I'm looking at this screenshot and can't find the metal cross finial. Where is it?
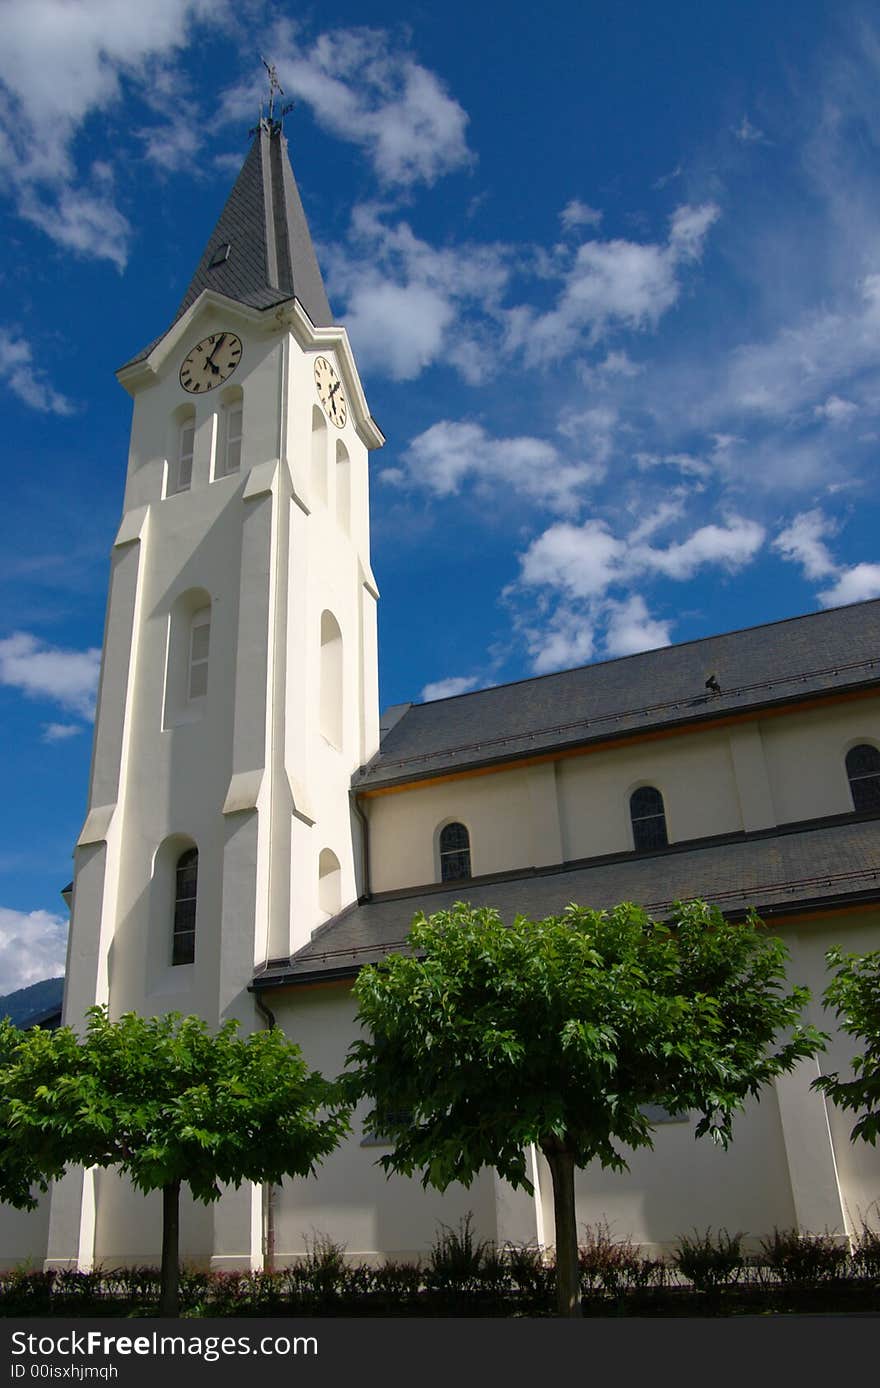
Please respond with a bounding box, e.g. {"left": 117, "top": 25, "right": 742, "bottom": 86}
{"left": 261, "top": 55, "right": 283, "bottom": 122}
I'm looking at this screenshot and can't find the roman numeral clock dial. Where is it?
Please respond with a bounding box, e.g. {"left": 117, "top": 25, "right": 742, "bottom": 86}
{"left": 179, "top": 333, "right": 243, "bottom": 393}
{"left": 314, "top": 356, "right": 347, "bottom": 428}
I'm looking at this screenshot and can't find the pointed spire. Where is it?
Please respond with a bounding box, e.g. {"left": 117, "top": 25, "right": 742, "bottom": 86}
{"left": 120, "top": 123, "right": 333, "bottom": 372}
{"left": 176, "top": 122, "right": 334, "bottom": 328}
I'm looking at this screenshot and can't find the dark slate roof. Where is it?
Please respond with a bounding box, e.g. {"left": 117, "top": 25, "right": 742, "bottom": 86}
{"left": 120, "top": 122, "right": 333, "bottom": 370}
{"left": 253, "top": 814, "right": 880, "bottom": 989}
{"left": 354, "top": 599, "right": 880, "bottom": 791}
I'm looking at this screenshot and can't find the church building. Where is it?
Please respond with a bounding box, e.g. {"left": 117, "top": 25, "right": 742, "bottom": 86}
{"left": 4, "top": 109, "right": 880, "bottom": 1271}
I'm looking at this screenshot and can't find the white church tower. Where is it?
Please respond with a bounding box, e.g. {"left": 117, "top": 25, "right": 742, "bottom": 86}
{"left": 47, "top": 107, "right": 384, "bottom": 1269}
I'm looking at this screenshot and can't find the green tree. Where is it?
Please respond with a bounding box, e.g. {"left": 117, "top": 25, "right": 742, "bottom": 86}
{"left": 346, "top": 899, "right": 826, "bottom": 1317}
{"left": 813, "top": 946, "right": 880, "bottom": 1145}
{"left": 0, "top": 1019, "right": 77, "bottom": 1210}
{"left": 1, "top": 1008, "right": 349, "bottom": 1315}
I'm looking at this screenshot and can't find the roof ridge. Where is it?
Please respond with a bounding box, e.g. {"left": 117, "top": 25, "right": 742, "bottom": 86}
{"left": 403, "top": 596, "right": 880, "bottom": 712}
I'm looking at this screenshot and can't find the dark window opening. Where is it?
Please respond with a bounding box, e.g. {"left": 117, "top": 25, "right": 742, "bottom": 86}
{"left": 630, "top": 786, "right": 669, "bottom": 852}
{"left": 439, "top": 821, "right": 471, "bottom": 882}
{"left": 173, "top": 847, "right": 198, "bottom": 965}
{"left": 846, "top": 744, "right": 880, "bottom": 812}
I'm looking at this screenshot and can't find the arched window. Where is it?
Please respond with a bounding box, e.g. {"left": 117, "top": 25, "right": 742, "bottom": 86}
{"left": 318, "top": 848, "right": 342, "bottom": 917}
{"left": 319, "top": 610, "right": 343, "bottom": 749}
{"left": 439, "top": 822, "right": 471, "bottom": 882}
{"left": 219, "top": 387, "right": 243, "bottom": 477}
{"left": 311, "top": 405, "right": 327, "bottom": 505}
{"left": 630, "top": 786, "right": 668, "bottom": 852}
{"left": 846, "top": 744, "right": 880, "bottom": 812}
{"left": 187, "top": 606, "right": 211, "bottom": 701}
{"left": 172, "top": 847, "right": 198, "bottom": 965}
{"left": 174, "top": 408, "right": 195, "bottom": 493}
{"left": 336, "top": 439, "right": 351, "bottom": 534}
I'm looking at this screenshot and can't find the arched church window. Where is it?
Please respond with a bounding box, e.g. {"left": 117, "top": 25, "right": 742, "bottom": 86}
{"left": 439, "top": 822, "right": 471, "bottom": 882}
{"left": 188, "top": 607, "right": 211, "bottom": 701}
{"left": 846, "top": 743, "right": 880, "bottom": 812}
{"left": 172, "top": 847, "right": 198, "bottom": 965}
{"left": 319, "top": 610, "right": 343, "bottom": 749}
{"left": 219, "top": 387, "right": 243, "bottom": 476}
{"left": 630, "top": 786, "right": 668, "bottom": 852}
{"left": 336, "top": 439, "right": 351, "bottom": 534}
{"left": 318, "top": 848, "right": 342, "bottom": 917}
{"left": 311, "top": 405, "right": 328, "bottom": 505}
{"left": 175, "top": 408, "right": 196, "bottom": 493}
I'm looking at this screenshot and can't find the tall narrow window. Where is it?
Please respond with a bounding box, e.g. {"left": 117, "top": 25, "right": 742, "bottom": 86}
{"left": 221, "top": 390, "right": 243, "bottom": 476}
{"left": 336, "top": 439, "right": 351, "bottom": 534}
{"left": 319, "top": 610, "right": 343, "bottom": 749}
{"left": 176, "top": 410, "right": 195, "bottom": 493}
{"left": 188, "top": 608, "right": 210, "bottom": 701}
{"left": 172, "top": 847, "right": 198, "bottom": 965}
{"left": 311, "top": 405, "right": 327, "bottom": 505}
{"left": 630, "top": 786, "right": 668, "bottom": 852}
{"left": 846, "top": 744, "right": 880, "bottom": 811}
{"left": 439, "top": 822, "right": 471, "bottom": 882}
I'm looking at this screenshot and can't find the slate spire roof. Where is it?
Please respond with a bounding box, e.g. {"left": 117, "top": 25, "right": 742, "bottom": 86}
{"left": 120, "top": 120, "right": 333, "bottom": 370}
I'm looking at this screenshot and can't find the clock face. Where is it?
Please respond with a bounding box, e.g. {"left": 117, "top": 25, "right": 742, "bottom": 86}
{"left": 314, "top": 355, "right": 347, "bottom": 428}
{"left": 179, "top": 333, "right": 242, "bottom": 393}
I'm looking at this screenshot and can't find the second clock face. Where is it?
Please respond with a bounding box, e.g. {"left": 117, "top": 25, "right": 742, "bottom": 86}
{"left": 314, "top": 356, "right": 347, "bottom": 428}
{"left": 179, "top": 333, "right": 242, "bottom": 393}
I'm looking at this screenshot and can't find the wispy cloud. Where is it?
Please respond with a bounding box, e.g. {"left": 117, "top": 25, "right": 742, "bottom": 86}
{"left": 0, "top": 632, "right": 100, "bottom": 720}
{"left": 223, "top": 23, "right": 472, "bottom": 189}
{"left": 421, "top": 675, "right": 481, "bottom": 701}
{"left": 0, "top": 329, "right": 74, "bottom": 415}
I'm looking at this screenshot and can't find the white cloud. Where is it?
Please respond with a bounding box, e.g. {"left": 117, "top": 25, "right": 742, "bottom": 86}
{"left": 0, "top": 633, "right": 101, "bottom": 719}
{"left": 604, "top": 595, "right": 672, "bottom": 657}
{"left": 814, "top": 395, "right": 859, "bottom": 424}
{"left": 400, "top": 420, "right": 604, "bottom": 513}
{"left": 560, "top": 200, "right": 602, "bottom": 231}
{"left": 519, "top": 520, "right": 625, "bottom": 599}
{"left": 518, "top": 514, "right": 763, "bottom": 601}
{"left": 634, "top": 517, "right": 765, "bottom": 580}
{"left": 819, "top": 563, "right": 880, "bottom": 607}
{"left": 0, "top": 0, "right": 221, "bottom": 266}
{"left": 223, "top": 25, "right": 472, "bottom": 189}
{"left": 719, "top": 274, "right": 880, "bottom": 421}
{"left": 526, "top": 608, "right": 596, "bottom": 675}
{"left": 773, "top": 510, "right": 839, "bottom": 579}
{"left": 329, "top": 204, "right": 510, "bottom": 383}
{"left": 512, "top": 202, "right": 720, "bottom": 363}
{"left": 0, "top": 329, "right": 74, "bottom": 415}
{"left": 42, "top": 722, "right": 83, "bottom": 744}
{"left": 0, "top": 908, "right": 67, "bottom": 995}
{"left": 421, "top": 675, "right": 481, "bottom": 701}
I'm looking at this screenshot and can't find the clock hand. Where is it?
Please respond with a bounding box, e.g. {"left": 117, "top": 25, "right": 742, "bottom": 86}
{"left": 206, "top": 334, "right": 227, "bottom": 367}
{"left": 327, "top": 380, "right": 341, "bottom": 399}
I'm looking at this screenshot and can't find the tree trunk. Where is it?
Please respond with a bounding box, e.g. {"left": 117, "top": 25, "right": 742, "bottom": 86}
{"left": 543, "top": 1145, "right": 581, "bottom": 1317}
{"left": 159, "top": 1179, "right": 181, "bottom": 1317}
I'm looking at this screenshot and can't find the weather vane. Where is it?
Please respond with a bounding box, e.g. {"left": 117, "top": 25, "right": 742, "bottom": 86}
{"left": 250, "top": 56, "right": 295, "bottom": 137}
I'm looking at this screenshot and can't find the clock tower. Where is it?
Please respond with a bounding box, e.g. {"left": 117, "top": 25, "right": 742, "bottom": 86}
{"left": 46, "top": 113, "right": 384, "bottom": 1271}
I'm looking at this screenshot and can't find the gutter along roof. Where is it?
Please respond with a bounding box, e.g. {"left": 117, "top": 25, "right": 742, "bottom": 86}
{"left": 252, "top": 812, "right": 880, "bottom": 990}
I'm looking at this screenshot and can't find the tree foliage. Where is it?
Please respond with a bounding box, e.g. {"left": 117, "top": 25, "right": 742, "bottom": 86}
{"left": 813, "top": 946, "right": 880, "bottom": 1145}
{"left": 0, "top": 1008, "right": 349, "bottom": 1313}
{"left": 346, "top": 899, "right": 827, "bottom": 1315}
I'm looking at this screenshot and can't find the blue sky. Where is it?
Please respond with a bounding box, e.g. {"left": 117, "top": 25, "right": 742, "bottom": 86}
{"left": 1, "top": 0, "right": 880, "bottom": 992}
